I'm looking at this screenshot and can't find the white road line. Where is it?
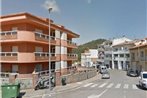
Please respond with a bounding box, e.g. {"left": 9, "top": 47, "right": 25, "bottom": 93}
{"left": 83, "top": 83, "right": 93, "bottom": 87}
{"left": 124, "top": 84, "right": 129, "bottom": 89}
{"left": 132, "top": 84, "right": 138, "bottom": 89}
{"left": 87, "top": 89, "right": 108, "bottom": 98}
{"left": 91, "top": 84, "right": 98, "bottom": 88}
{"left": 99, "top": 83, "right": 108, "bottom": 88}
{"left": 115, "top": 83, "right": 121, "bottom": 88}
{"left": 106, "top": 83, "right": 114, "bottom": 88}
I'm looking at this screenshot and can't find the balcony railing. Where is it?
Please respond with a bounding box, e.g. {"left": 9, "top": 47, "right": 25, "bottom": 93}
{"left": 0, "top": 31, "right": 17, "bottom": 40}
{"left": 67, "top": 53, "right": 78, "bottom": 60}
{"left": 35, "top": 32, "right": 56, "bottom": 42}
{"left": 67, "top": 40, "right": 77, "bottom": 46}
{"left": 0, "top": 52, "right": 18, "bottom": 61}
{"left": 34, "top": 52, "right": 56, "bottom": 61}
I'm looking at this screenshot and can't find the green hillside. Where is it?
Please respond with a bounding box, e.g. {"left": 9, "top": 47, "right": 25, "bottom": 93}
{"left": 73, "top": 39, "right": 106, "bottom": 61}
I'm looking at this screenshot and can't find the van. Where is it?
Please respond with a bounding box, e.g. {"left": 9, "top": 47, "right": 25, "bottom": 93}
{"left": 139, "top": 71, "right": 147, "bottom": 89}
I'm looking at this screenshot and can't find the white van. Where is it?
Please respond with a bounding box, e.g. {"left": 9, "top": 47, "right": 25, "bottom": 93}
{"left": 139, "top": 71, "right": 147, "bottom": 89}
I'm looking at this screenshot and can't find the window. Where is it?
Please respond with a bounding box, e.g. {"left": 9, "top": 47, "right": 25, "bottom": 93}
{"left": 12, "top": 27, "right": 18, "bottom": 31}
{"left": 35, "top": 29, "right": 43, "bottom": 34}
{"left": 120, "top": 54, "right": 124, "bottom": 58}
{"left": 12, "top": 46, "right": 18, "bottom": 52}
{"left": 12, "top": 65, "right": 18, "bottom": 73}
{"left": 131, "top": 53, "right": 135, "bottom": 60}
{"left": 140, "top": 51, "right": 144, "bottom": 57}
{"left": 35, "top": 64, "right": 42, "bottom": 72}
{"left": 35, "top": 47, "right": 43, "bottom": 52}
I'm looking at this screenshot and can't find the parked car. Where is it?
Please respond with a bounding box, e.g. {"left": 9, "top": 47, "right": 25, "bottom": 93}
{"left": 101, "top": 71, "right": 110, "bottom": 79}
{"left": 127, "top": 69, "right": 138, "bottom": 77}
{"left": 139, "top": 71, "right": 147, "bottom": 89}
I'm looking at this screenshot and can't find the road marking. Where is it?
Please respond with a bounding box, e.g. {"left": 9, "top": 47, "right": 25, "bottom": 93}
{"left": 106, "top": 83, "right": 114, "bottom": 88}
{"left": 87, "top": 89, "right": 108, "bottom": 98}
{"left": 91, "top": 84, "right": 98, "bottom": 88}
{"left": 77, "top": 82, "right": 83, "bottom": 85}
{"left": 124, "top": 84, "right": 129, "bottom": 89}
{"left": 83, "top": 83, "right": 93, "bottom": 87}
{"left": 132, "top": 84, "right": 138, "bottom": 89}
{"left": 115, "top": 83, "right": 121, "bottom": 88}
{"left": 99, "top": 83, "right": 108, "bottom": 88}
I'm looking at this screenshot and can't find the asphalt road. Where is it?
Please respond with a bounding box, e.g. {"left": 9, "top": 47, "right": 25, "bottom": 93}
{"left": 47, "top": 69, "right": 147, "bottom": 98}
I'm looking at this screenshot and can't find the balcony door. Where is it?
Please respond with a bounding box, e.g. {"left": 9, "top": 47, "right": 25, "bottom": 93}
{"left": 35, "top": 47, "right": 43, "bottom": 52}
{"left": 12, "top": 64, "right": 18, "bottom": 73}
{"left": 35, "top": 64, "right": 42, "bottom": 72}
{"left": 12, "top": 46, "right": 18, "bottom": 52}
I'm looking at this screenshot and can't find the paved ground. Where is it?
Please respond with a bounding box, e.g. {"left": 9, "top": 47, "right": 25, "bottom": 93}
{"left": 22, "top": 70, "right": 147, "bottom": 98}
{"left": 47, "top": 70, "right": 147, "bottom": 98}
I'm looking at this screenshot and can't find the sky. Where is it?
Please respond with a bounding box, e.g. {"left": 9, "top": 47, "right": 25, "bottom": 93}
{"left": 1, "top": 0, "right": 147, "bottom": 44}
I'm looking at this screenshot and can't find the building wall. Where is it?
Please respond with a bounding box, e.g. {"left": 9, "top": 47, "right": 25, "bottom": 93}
{"left": 1, "top": 13, "right": 79, "bottom": 75}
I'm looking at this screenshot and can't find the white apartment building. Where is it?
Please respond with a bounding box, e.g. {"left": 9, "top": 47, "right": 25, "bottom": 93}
{"left": 111, "top": 37, "right": 134, "bottom": 70}
{"left": 81, "top": 49, "right": 98, "bottom": 67}
{"left": 97, "top": 40, "right": 112, "bottom": 68}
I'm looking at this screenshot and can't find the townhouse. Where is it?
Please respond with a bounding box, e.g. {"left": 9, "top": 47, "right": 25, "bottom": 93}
{"left": 130, "top": 38, "right": 147, "bottom": 71}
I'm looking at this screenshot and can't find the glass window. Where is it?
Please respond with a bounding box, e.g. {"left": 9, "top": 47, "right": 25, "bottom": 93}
{"left": 12, "top": 65, "right": 18, "bottom": 73}
{"left": 143, "top": 74, "right": 147, "bottom": 78}
{"left": 35, "top": 64, "right": 42, "bottom": 72}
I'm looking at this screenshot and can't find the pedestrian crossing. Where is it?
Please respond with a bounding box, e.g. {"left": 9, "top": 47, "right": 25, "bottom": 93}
{"left": 82, "top": 82, "right": 139, "bottom": 90}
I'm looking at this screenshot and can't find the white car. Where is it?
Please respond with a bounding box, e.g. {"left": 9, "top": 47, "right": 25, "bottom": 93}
{"left": 139, "top": 71, "right": 147, "bottom": 89}
{"left": 101, "top": 71, "right": 110, "bottom": 79}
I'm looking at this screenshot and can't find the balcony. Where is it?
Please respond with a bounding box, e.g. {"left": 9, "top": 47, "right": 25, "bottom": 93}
{"left": 0, "top": 31, "right": 17, "bottom": 40}
{"left": 0, "top": 52, "right": 18, "bottom": 61}
{"left": 67, "top": 53, "right": 78, "bottom": 60}
{"left": 0, "top": 52, "right": 59, "bottom": 63}
{"left": 35, "top": 52, "right": 57, "bottom": 61}
{"left": 67, "top": 40, "right": 77, "bottom": 48}
{"left": 35, "top": 32, "right": 56, "bottom": 44}
{"left": 0, "top": 31, "right": 56, "bottom": 44}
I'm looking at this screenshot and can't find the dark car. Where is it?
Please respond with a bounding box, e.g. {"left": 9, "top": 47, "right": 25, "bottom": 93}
{"left": 127, "top": 69, "right": 138, "bottom": 77}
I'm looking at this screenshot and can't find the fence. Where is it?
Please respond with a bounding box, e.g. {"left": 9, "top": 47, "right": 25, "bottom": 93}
{"left": 61, "top": 69, "right": 97, "bottom": 84}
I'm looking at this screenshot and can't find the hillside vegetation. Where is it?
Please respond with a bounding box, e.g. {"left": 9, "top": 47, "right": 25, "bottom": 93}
{"left": 73, "top": 39, "right": 106, "bottom": 61}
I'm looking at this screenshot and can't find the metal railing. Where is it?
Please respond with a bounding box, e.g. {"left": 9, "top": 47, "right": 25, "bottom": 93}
{"left": 35, "top": 32, "right": 56, "bottom": 41}
{"left": 0, "top": 52, "right": 18, "bottom": 56}
{"left": 67, "top": 40, "right": 77, "bottom": 46}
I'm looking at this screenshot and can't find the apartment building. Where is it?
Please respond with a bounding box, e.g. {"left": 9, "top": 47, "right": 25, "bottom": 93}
{"left": 0, "top": 13, "right": 79, "bottom": 76}
{"left": 111, "top": 37, "right": 134, "bottom": 70}
{"left": 81, "top": 49, "right": 98, "bottom": 67}
{"left": 101, "top": 40, "right": 112, "bottom": 69}
{"left": 130, "top": 38, "right": 147, "bottom": 71}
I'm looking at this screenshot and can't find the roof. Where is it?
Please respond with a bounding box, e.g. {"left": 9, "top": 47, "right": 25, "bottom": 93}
{"left": 1, "top": 12, "right": 80, "bottom": 38}
{"left": 130, "top": 43, "right": 147, "bottom": 50}
{"left": 112, "top": 41, "right": 135, "bottom": 47}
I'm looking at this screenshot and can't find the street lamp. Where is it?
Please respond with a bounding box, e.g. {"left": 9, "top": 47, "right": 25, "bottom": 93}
{"left": 48, "top": 7, "right": 52, "bottom": 91}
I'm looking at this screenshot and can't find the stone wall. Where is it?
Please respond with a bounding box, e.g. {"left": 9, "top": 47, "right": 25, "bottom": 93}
{"left": 61, "top": 70, "right": 97, "bottom": 84}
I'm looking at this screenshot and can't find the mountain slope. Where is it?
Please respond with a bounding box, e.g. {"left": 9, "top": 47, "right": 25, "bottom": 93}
{"left": 73, "top": 39, "right": 106, "bottom": 61}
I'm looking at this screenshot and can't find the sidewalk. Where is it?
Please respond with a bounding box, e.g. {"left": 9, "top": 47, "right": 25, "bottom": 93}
{"left": 21, "top": 73, "right": 101, "bottom": 98}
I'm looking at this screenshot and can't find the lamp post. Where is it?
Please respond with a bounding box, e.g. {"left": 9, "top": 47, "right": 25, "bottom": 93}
{"left": 48, "top": 7, "right": 52, "bottom": 91}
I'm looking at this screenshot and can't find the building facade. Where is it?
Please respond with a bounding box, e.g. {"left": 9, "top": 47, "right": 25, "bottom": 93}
{"left": 111, "top": 37, "right": 134, "bottom": 70}
{"left": 81, "top": 49, "right": 98, "bottom": 67}
{"left": 130, "top": 38, "right": 147, "bottom": 72}
{"left": 0, "top": 13, "right": 79, "bottom": 76}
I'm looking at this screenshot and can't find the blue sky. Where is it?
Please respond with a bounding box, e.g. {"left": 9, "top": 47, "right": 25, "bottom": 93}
{"left": 1, "top": 0, "right": 147, "bottom": 44}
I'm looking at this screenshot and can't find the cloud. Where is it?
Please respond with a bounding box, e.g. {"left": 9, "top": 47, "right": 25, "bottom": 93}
{"left": 87, "top": 0, "right": 92, "bottom": 4}
{"left": 42, "top": 0, "right": 60, "bottom": 13}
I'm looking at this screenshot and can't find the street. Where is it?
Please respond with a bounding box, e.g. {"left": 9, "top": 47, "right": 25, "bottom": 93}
{"left": 47, "top": 70, "right": 147, "bottom": 98}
